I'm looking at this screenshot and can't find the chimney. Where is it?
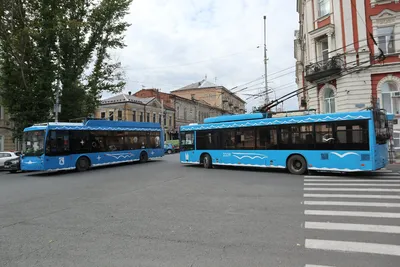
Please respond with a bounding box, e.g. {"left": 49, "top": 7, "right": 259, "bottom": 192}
{"left": 128, "top": 91, "right": 131, "bottom": 95}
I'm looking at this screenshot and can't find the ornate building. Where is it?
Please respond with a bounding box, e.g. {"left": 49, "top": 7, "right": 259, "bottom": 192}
{"left": 295, "top": 0, "right": 400, "bottom": 157}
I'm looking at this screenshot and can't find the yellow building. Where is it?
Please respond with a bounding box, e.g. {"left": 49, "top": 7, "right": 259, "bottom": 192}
{"left": 94, "top": 93, "right": 175, "bottom": 140}
{"left": 171, "top": 79, "right": 246, "bottom": 114}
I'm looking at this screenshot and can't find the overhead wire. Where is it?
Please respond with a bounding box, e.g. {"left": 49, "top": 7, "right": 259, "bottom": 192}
{"left": 263, "top": 56, "right": 378, "bottom": 111}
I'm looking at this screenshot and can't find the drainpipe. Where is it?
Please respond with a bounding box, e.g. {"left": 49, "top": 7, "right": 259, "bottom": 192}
{"left": 144, "top": 104, "right": 147, "bottom": 122}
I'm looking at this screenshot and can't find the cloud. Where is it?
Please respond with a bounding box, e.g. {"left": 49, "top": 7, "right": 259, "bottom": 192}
{"left": 106, "top": 0, "right": 299, "bottom": 111}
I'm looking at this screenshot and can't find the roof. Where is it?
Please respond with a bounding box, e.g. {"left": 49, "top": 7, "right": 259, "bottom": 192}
{"left": 170, "top": 94, "right": 230, "bottom": 114}
{"left": 24, "top": 120, "right": 162, "bottom": 132}
{"left": 101, "top": 94, "right": 155, "bottom": 105}
{"left": 171, "top": 79, "right": 246, "bottom": 104}
{"left": 181, "top": 110, "right": 373, "bottom": 131}
{"left": 173, "top": 79, "right": 219, "bottom": 91}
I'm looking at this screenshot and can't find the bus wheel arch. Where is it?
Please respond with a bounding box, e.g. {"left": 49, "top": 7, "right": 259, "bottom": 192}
{"left": 76, "top": 156, "right": 91, "bottom": 172}
{"left": 286, "top": 154, "right": 307, "bottom": 175}
{"left": 200, "top": 153, "right": 212, "bottom": 169}
{"left": 139, "top": 151, "right": 148, "bottom": 163}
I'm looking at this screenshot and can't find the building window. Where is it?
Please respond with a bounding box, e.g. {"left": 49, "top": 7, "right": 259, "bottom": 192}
{"left": 317, "top": 37, "right": 329, "bottom": 62}
{"left": 381, "top": 81, "right": 400, "bottom": 114}
{"left": 140, "top": 112, "right": 143, "bottom": 122}
{"left": 377, "top": 26, "right": 395, "bottom": 54}
{"left": 109, "top": 111, "right": 114, "bottom": 121}
{"left": 177, "top": 106, "right": 180, "bottom": 117}
{"left": 169, "top": 115, "right": 172, "bottom": 126}
{"left": 392, "top": 131, "right": 400, "bottom": 158}
{"left": 318, "top": 0, "right": 330, "bottom": 18}
{"left": 117, "top": 110, "right": 122, "bottom": 121}
{"left": 153, "top": 113, "right": 156, "bottom": 123}
{"left": 100, "top": 112, "right": 106, "bottom": 119}
{"left": 159, "top": 114, "right": 162, "bottom": 124}
{"left": 184, "top": 108, "right": 187, "bottom": 121}
{"left": 132, "top": 111, "right": 136, "bottom": 121}
{"left": 323, "top": 88, "right": 335, "bottom": 113}
{"left": 164, "top": 114, "right": 166, "bottom": 126}
{"left": 146, "top": 113, "right": 150, "bottom": 122}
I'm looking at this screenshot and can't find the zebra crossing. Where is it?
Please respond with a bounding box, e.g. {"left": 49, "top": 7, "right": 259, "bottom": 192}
{"left": 303, "top": 169, "right": 400, "bottom": 267}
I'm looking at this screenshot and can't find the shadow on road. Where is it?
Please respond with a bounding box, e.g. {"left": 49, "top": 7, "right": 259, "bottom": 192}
{"left": 182, "top": 164, "right": 399, "bottom": 178}
{"left": 7, "top": 160, "right": 162, "bottom": 178}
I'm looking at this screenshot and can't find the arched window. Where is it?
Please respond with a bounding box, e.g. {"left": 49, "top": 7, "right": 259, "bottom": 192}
{"left": 323, "top": 88, "right": 335, "bottom": 113}
{"left": 381, "top": 81, "right": 400, "bottom": 114}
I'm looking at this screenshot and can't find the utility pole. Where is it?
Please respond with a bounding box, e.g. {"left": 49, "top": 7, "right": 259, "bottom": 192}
{"left": 263, "top": 15, "right": 269, "bottom": 105}
{"left": 161, "top": 99, "right": 165, "bottom": 140}
{"left": 55, "top": 27, "right": 61, "bottom": 122}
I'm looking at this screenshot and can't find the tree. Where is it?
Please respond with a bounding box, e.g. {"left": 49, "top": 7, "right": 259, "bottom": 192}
{"left": 0, "top": 0, "right": 131, "bottom": 138}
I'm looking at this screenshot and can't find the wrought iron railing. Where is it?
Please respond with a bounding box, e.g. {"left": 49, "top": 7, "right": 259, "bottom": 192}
{"left": 305, "top": 56, "right": 343, "bottom": 81}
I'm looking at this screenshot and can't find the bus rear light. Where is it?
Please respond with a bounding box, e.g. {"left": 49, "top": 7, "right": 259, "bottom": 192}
{"left": 361, "top": 164, "right": 365, "bottom": 166}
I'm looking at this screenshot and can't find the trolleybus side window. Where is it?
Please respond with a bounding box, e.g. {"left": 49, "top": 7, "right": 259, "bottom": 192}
{"left": 46, "top": 130, "right": 70, "bottom": 155}
{"left": 256, "top": 126, "right": 278, "bottom": 150}
{"left": 196, "top": 130, "right": 221, "bottom": 150}
{"left": 181, "top": 131, "right": 194, "bottom": 151}
{"left": 70, "top": 130, "right": 91, "bottom": 153}
{"left": 235, "top": 128, "right": 255, "bottom": 150}
{"left": 90, "top": 131, "right": 107, "bottom": 152}
{"left": 149, "top": 131, "right": 161, "bottom": 148}
{"left": 315, "top": 122, "right": 335, "bottom": 150}
{"left": 335, "top": 120, "right": 369, "bottom": 150}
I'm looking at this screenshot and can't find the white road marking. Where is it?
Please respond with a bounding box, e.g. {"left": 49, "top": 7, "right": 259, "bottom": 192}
{"left": 374, "top": 169, "right": 393, "bottom": 173}
{"left": 305, "top": 210, "right": 400, "bottom": 218}
{"left": 305, "top": 239, "right": 400, "bottom": 256}
{"left": 304, "top": 188, "right": 400, "bottom": 192}
{"left": 304, "top": 193, "right": 400, "bottom": 199}
{"left": 304, "top": 179, "right": 400, "bottom": 182}
{"left": 304, "top": 201, "right": 400, "bottom": 207}
{"left": 305, "top": 174, "right": 400, "bottom": 178}
{"left": 305, "top": 265, "right": 335, "bottom": 267}
{"left": 304, "top": 183, "right": 400, "bottom": 187}
{"left": 305, "top": 221, "right": 400, "bottom": 234}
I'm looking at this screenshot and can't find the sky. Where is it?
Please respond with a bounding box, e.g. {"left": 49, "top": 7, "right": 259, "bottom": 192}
{"left": 106, "top": 0, "right": 299, "bottom": 112}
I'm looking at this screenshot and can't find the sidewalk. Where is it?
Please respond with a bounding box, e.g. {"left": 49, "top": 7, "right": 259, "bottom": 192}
{"left": 384, "top": 164, "right": 400, "bottom": 172}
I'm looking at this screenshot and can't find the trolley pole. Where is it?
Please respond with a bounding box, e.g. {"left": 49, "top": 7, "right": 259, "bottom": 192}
{"left": 263, "top": 15, "right": 269, "bottom": 105}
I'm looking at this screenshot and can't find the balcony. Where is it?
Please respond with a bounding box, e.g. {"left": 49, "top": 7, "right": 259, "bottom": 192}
{"left": 305, "top": 56, "right": 343, "bottom": 82}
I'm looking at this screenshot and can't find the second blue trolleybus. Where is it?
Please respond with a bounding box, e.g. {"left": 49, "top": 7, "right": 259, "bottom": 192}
{"left": 179, "top": 109, "right": 391, "bottom": 175}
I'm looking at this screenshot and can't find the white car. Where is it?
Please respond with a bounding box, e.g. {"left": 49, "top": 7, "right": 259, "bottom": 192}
{"left": 0, "top": 151, "right": 21, "bottom": 168}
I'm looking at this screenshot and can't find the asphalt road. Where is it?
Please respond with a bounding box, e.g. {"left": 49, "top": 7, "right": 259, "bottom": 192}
{"left": 0, "top": 154, "right": 399, "bottom": 267}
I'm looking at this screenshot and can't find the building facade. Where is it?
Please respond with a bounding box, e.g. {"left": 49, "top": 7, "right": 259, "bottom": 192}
{"left": 94, "top": 93, "right": 175, "bottom": 140}
{"left": 295, "top": 0, "right": 400, "bottom": 156}
{"left": 134, "top": 89, "right": 229, "bottom": 139}
{"left": 0, "top": 104, "right": 15, "bottom": 151}
{"left": 170, "top": 79, "right": 246, "bottom": 114}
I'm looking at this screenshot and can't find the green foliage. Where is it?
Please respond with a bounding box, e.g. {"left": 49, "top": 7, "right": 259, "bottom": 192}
{"left": 0, "top": 0, "right": 132, "bottom": 138}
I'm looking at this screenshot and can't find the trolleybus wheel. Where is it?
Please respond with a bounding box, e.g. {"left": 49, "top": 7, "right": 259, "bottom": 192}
{"left": 140, "top": 151, "right": 148, "bottom": 163}
{"left": 202, "top": 154, "right": 212, "bottom": 169}
{"left": 76, "top": 156, "right": 90, "bottom": 172}
{"left": 287, "top": 155, "right": 307, "bottom": 175}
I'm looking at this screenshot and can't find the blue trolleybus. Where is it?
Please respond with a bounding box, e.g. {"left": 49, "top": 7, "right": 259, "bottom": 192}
{"left": 21, "top": 119, "right": 164, "bottom": 172}
{"left": 179, "top": 109, "right": 391, "bottom": 175}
